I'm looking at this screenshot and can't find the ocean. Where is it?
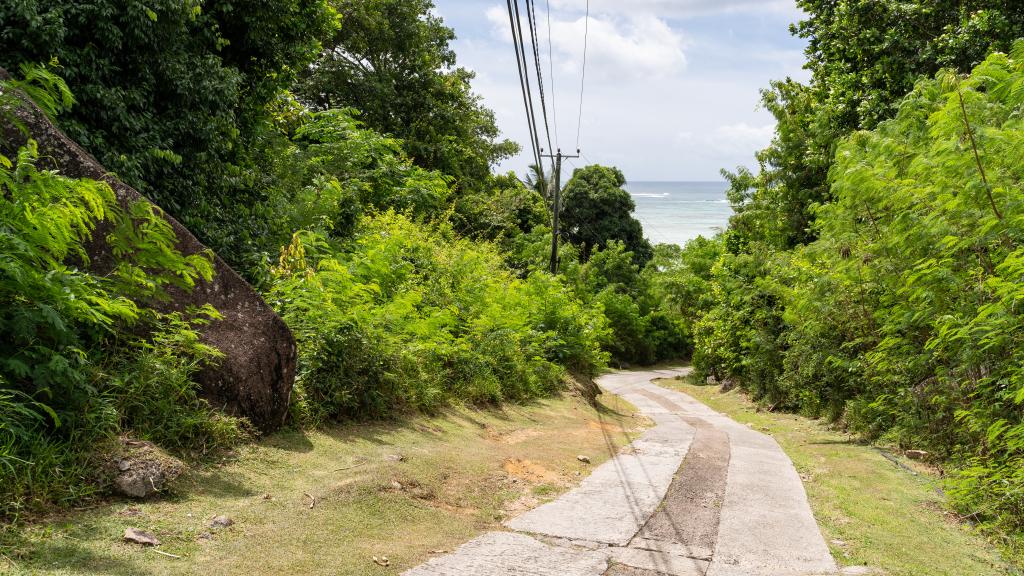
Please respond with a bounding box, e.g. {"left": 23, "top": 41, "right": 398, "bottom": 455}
{"left": 624, "top": 181, "right": 732, "bottom": 247}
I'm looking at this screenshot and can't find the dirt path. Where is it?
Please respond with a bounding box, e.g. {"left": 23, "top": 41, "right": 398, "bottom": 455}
{"left": 403, "top": 368, "right": 840, "bottom": 576}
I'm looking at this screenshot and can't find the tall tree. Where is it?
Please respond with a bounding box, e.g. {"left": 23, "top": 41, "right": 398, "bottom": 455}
{"left": 295, "top": 0, "right": 517, "bottom": 190}
{"left": 727, "top": 0, "right": 1024, "bottom": 251}
{"left": 560, "top": 165, "right": 653, "bottom": 266}
{"left": 0, "top": 0, "right": 338, "bottom": 266}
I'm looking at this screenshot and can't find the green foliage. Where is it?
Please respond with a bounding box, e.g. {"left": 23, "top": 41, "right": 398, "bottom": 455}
{"left": 283, "top": 108, "right": 454, "bottom": 240}
{"left": 696, "top": 3, "right": 1024, "bottom": 548}
{"left": 268, "top": 213, "right": 608, "bottom": 423}
{"left": 691, "top": 246, "right": 788, "bottom": 404}
{"left": 0, "top": 0, "right": 338, "bottom": 269}
{"left": 105, "top": 311, "right": 246, "bottom": 454}
{"left": 1, "top": 62, "right": 74, "bottom": 124}
{"left": 0, "top": 141, "right": 240, "bottom": 518}
{"left": 296, "top": 0, "right": 517, "bottom": 190}
{"left": 727, "top": 1, "right": 1024, "bottom": 251}
{"left": 452, "top": 173, "right": 549, "bottom": 243}
{"left": 692, "top": 45, "right": 1024, "bottom": 545}
{"left": 560, "top": 165, "right": 653, "bottom": 266}
{"left": 561, "top": 241, "right": 688, "bottom": 366}
{"left": 0, "top": 3, "right": 687, "bottom": 526}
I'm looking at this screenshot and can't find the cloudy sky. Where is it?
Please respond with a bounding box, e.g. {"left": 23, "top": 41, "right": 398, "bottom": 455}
{"left": 432, "top": 0, "right": 810, "bottom": 181}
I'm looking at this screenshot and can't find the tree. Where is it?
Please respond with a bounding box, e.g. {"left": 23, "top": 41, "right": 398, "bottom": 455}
{"left": 0, "top": 0, "right": 338, "bottom": 267}
{"left": 523, "top": 163, "right": 551, "bottom": 199}
{"left": 726, "top": 0, "right": 1024, "bottom": 251}
{"left": 295, "top": 0, "right": 517, "bottom": 190}
{"left": 559, "top": 165, "right": 653, "bottom": 266}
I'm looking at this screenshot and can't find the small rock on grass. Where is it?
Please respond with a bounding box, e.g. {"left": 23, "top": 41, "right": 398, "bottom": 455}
{"left": 209, "top": 515, "right": 233, "bottom": 529}
{"left": 576, "top": 455, "right": 591, "bottom": 464}
{"left": 111, "top": 439, "right": 185, "bottom": 499}
{"left": 124, "top": 527, "right": 160, "bottom": 546}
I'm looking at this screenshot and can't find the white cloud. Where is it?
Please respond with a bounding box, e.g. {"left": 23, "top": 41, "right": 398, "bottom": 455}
{"left": 450, "top": 1, "right": 805, "bottom": 179}
{"left": 549, "top": 0, "right": 800, "bottom": 19}
{"left": 486, "top": 7, "right": 686, "bottom": 81}
{"left": 484, "top": 6, "right": 512, "bottom": 40}
{"left": 671, "top": 123, "right": 776, "bottom": 156}
{"left": 550, "top": 14, "right": 686, "bottom": 80}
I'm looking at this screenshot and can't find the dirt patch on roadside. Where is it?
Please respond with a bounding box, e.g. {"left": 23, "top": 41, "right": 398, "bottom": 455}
{"left": 503, "top": 459, "right": 565, "bottom": 485}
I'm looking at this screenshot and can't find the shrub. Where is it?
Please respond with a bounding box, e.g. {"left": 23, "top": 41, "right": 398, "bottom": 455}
{"left": 691, "top": 43, "right": 1024, "bottom": 542}
{"left": 0, "top": 139, "right": 242, "bottom": 518}
{"left": 269, "top": 213, "right": 608, "bottom": 423}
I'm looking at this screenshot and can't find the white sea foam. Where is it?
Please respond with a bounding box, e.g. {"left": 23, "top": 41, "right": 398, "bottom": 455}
{"left": 625, "top": 181, "right": 733, "bottom": 246}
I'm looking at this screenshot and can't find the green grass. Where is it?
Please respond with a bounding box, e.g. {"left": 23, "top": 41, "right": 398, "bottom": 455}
{"left": 0, "top": 392, "right": 646, "bottom": 575}
{"left": 659, "top": 375, "right": 1018, "bottom": 576}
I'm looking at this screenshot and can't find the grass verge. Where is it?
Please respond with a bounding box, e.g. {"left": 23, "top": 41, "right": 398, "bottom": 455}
{"left": 0, "top": 391, "right": 647, "bottom": 575}
{"left": 658, "top": 375, "right": 1017, "bottom": 576}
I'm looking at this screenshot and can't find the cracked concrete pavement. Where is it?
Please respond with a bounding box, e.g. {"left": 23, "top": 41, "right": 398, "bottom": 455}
{"left": 403, "top": 368, "right": 839, "bottom": 576}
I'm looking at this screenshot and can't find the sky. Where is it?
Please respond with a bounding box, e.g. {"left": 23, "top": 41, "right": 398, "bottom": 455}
{"left": 432, "top": 0, "right": 811, "bottom": 181}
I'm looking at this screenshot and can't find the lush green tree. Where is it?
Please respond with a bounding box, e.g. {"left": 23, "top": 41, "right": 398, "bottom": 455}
{"left": 796, "top": 0, "right": 1024, "bottom": 133}
{"left": 0, "top": 0, "right": 338, "bottom": 267}
{"left": 523, "top": 163, "right": 551, "bottom": 199}
{"left": 282, "top": 108, "right": 453, "bottom": 240}
{"left": 727, "top": 1, "right": 1024, "bottom": 251}
{"left": 561, "top": 241, "right": 688, "bottom": 366}
{"left": 724, "top": 79, "right": 831, "bottom": 250}
{"left": 452, "top": 173, "right": 549, "bottom": 243}
{"left": 559, "top": 165, "right": 653, "bottom": 266}
{"left": 645, "top": 238, "right": 723, "bottom": 323}
{"left": 693, "top": 44, "right": 1024, "bottom": 541}
{"left": 295, "top": 0, "right": 517, "bottom": 190}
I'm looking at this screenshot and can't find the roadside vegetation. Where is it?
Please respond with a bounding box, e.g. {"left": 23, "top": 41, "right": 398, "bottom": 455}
{"left": 1, "top": 391, "right": 647, "bottom": 575}
{"left": 0, "top": 0, "right": 687, "bottom": 525}
{"left": 669, "top": 2, "right": 1024, "bottom": 559}
{"left": 5, "top": 0, "right": 1024, "bottom": 571}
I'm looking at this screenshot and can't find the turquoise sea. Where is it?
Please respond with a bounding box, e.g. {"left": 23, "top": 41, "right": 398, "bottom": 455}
{"left": 624, "top": 181, "right": 732, "bottom": 247}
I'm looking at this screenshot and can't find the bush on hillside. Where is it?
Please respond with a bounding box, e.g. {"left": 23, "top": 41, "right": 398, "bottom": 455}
{"left": 268, "top": 212, "right": 609, "bottom": 423}
{"left": 0, "top": 140, "right": 244, "bottom": 518}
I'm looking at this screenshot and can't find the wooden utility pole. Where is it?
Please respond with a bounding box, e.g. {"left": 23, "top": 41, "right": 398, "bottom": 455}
{"left": 541, "top": 148, "right": 580, "bottom": 274}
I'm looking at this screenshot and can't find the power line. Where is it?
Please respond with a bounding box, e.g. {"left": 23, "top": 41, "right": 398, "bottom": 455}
{"left": 506, "top": 0, "right": 545, "bottom": 184}
{"left": 576, "top": 0, "right": 590, "bottom": 150}
{"left": 525, "top": 0, "right": 553, "bottom": 157}
{"left": 545, "top": 0, "right": 559, "bottom": 149}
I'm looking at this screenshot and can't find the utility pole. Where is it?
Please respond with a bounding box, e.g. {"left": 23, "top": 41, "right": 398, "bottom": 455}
{"left": 541, "top": 148, "right": 580, "bottom": 274}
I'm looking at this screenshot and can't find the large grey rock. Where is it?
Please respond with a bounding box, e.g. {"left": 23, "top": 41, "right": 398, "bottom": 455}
{"left": 0, "top": 68, "right": 296, "bottom": 433}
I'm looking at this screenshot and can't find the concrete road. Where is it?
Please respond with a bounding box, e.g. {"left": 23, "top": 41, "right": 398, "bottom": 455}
{"left": 404, "top": 368, "right": 839, "bottom": 576}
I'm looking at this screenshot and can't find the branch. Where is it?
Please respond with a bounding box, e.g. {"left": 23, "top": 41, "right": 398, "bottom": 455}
{"left": 957, "top": 90, "right": 1003, "bottom": 221}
